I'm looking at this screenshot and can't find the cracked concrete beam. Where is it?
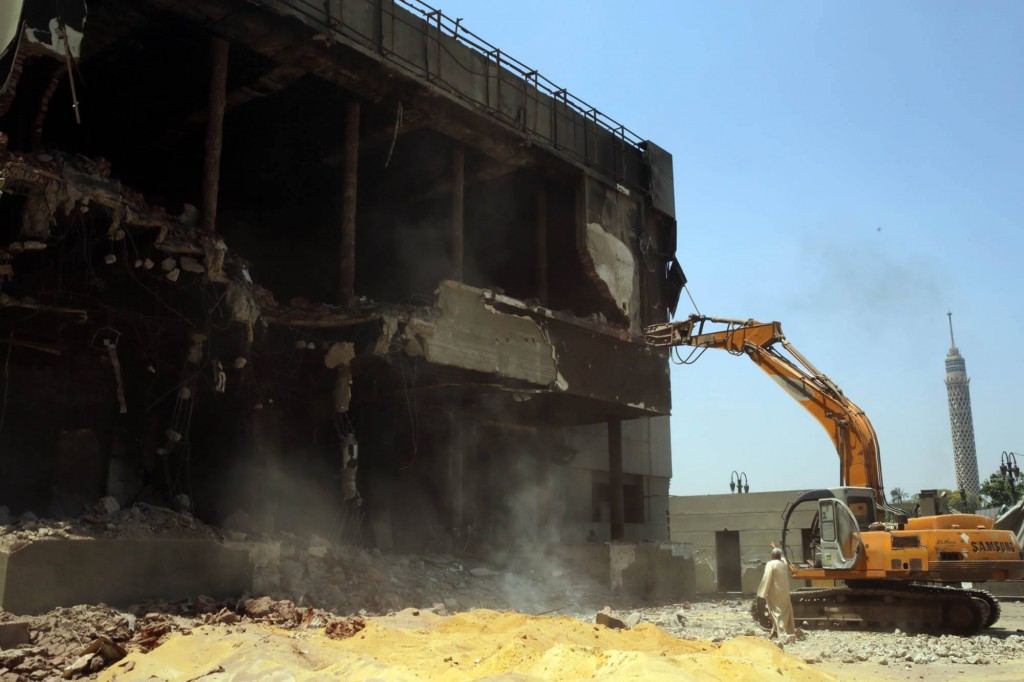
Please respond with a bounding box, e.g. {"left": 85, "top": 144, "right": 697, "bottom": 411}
{"left": 403, "top": 280, "right": 563, "bottom": 389}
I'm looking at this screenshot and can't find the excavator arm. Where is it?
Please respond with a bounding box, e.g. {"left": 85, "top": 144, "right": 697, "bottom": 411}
{"left": 645, "top": 315, "right": 885, "bottom": 505}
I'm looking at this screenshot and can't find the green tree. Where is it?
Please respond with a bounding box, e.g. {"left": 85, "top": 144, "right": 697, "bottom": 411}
{"left": 889, "top": 487, "right": 907, "bottom": 504}
{"left": 947, "top": 489, "right": 973, "bottom": 513}
{"left": 979, "top": 472, "right": 1024, "bottom": 509}
{"left": 932, "top": 488, "right": 976, "bottom": 514}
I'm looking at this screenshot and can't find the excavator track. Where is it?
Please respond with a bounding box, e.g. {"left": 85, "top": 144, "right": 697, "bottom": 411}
{"left": 751, "top": 584, "right": 998, "bottom": 636}
{"left": 962, "top": 587, "right": 1000, "bottom": 628}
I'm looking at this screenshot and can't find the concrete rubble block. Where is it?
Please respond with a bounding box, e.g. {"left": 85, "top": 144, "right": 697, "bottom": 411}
{"left": 62, "top": 653, "right": 95, "bottom": 679}
{"left": 95, "top": 496, "right": 120, "bottom": 515}
{"left": 242, "top": 596, "right": 275, "bottom": 619}
{"left": 325, "top": 616, "right": 366, "bottom": 640}
{"left": 210, "top": 608, "right": 240, "bottom": 625}
{"left": 0, "top": 539, "right": 253, "bottom": 614}
{"left": 0, "top": 622, "right": 30, "bottom": 649}
{"left": 61, "top": 636, "right": 125, "bottom": 679}
{"left": 194, "top": 595, "right": 218, "bottom": 614}
{"left": 595, "top": 606, "right": 630, "bottom": 630}
{"left": 0, "top": 648, "right": 27, "bottom": 669}
{"left": 179, "top": 256, "right": 205, "bottom": 273}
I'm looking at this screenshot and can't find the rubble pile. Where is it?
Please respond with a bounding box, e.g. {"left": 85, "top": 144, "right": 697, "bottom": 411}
{"left": 0, "top": 502, "right": 223, "bottom": 549}
{"left": 784, "top": 629, "right": 1024, "bottom": 668}
{"left": 0, "top": 597, "right": 368, "bottom": 681}
{"left": 0, "top": 498, "right": 614, "bottom": 620}
{"left": 259, "top": 539, "right": 608, "bottom": 617}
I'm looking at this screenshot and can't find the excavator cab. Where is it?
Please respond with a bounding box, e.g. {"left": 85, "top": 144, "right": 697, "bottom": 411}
{"left": 818, "top": 498, "right": 863, "bottom": 569}
{"left": 830, "top": 487, "right": 880, "bottom": 531}
{"left": 783, "top": 488, "right": 868, "bottom": 570}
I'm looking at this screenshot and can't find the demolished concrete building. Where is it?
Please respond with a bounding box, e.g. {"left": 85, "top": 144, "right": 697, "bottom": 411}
{"left": 0, "top": 0, "right": 682, "bottom": 558}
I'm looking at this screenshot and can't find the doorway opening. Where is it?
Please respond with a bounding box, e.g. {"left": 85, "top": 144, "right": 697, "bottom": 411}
{"left": 715, "top": 530, "right": 742, "bottom": 592}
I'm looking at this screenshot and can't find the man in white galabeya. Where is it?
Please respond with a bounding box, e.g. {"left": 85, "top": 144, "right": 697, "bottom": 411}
{"left": 757, "top": 547, "right": 795, "bottom": 638}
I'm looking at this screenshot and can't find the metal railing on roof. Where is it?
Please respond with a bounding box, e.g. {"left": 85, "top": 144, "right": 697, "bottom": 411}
{"left": 398, "top": 0, "right": 644, "bottom": 146}
{"left": 275, "top": 0, "right": 646, "bottom": 179}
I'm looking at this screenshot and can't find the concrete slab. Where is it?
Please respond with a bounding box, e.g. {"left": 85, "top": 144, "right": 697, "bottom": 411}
{"left": 0, "top": 621, "right": 30, "bottom": 649}
{"left": 0, "top": 538, "right": 252, "bottom": 615}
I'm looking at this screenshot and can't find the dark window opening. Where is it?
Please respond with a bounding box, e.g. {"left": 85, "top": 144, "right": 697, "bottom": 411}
{"left": 623, "top": 480, "right": 644, "bottom": 524}
{"left": 591, "top": 481, "right": 609, "bottom": 523}
{"left": 591, "top": 474, "right": 644, "bottom": 524}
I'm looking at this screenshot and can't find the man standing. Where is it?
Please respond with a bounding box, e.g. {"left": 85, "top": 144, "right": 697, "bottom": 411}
{"left": 757, "top": 547, "right": 795, "bottom": 638}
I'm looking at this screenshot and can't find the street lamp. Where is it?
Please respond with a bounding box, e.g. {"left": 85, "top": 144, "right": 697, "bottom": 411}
{"left": 729, "top": 471, "right": 750, "bottom": 494}
{"left": 1000, "top": 451, "right": 1021, "bottom": 503}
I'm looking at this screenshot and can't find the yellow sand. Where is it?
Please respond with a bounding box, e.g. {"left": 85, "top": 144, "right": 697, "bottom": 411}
{"left": 100, "top": 608, "right": 834, "bottom": 681}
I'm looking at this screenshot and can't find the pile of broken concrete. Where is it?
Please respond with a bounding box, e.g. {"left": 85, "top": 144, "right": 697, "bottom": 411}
{"left": 0, "top": 596, "right": 368, "bottom": 680}
{"left": 0, "top": 498, "right": 222, "bottom": 549}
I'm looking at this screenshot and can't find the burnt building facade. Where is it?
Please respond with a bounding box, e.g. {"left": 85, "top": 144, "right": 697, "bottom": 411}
{"left": 0, "top": 0, "right": 681, "bottom": 552}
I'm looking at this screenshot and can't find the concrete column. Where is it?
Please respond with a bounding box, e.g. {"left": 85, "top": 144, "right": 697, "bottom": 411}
{"left": 340, "top": 101, "right": 360, "bottom": 306}
{"left": 449, "top": 407, "right": 464, "bottom": 530}
{"left": 608, "top": 418, "right": 624, "bottom": 540}
{"left": 201, "top": 37, "right": 229, "bottom": 231}
{"left": 536, "top": 189, "right": 548, "bottom": 305}
{"left": 451, "top": 146, "right": 465, "bottom": 282}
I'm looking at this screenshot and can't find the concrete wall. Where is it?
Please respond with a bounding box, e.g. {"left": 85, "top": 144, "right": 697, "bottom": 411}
{"left": 0, "top": 539, "right": 252, "bottom": 615}
{"left": 558, "top": 416, "right": 671, "bottom": 542}
{"left": 610, "top": 543, "right": 695, "bottom": 600}
{"left": 668, "top": 490, "right": 817, "bottom": 594}
{"left": 550, "top": 541, "right": 696, "bottom": 600}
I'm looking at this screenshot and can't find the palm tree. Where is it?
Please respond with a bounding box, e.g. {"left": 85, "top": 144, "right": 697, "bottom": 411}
{"left": 890, "top": 487, "right": 907, "bottom": 504}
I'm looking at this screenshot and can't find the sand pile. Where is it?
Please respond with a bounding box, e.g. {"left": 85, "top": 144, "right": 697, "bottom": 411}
{"left": 100, "top": 608, "right": 833, "bottom": 681}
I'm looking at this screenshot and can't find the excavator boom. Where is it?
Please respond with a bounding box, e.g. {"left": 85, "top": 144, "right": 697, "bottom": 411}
{"left": 644, "top": 315, "right": 885, "bottom": 504}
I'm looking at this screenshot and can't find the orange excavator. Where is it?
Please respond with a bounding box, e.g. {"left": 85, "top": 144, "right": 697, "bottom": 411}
{"left": 644, "top": 315, "right": 1024, "bottom": 634}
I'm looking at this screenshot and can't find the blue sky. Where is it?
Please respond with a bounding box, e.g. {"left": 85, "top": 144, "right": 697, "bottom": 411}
{"left": 432, "top": 1, "right": 1024, "bottom": 497}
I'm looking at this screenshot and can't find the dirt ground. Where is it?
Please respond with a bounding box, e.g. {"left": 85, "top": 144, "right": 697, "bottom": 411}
{"left": 814, "top": 601, "right": 1024, "bottom": 682}
{"left": 614, "top": 598, "right": 1024, "bottom": 682}
{"left": 87, "top": 600, "right": 1024, "bottom": 682}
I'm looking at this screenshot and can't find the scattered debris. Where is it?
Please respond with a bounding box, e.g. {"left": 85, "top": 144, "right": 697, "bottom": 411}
{"left": 595, "top": 606, "right": 630, "bottom": 630}
{"left": 324, "top": 616, "right": 366, "bottom": 639}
